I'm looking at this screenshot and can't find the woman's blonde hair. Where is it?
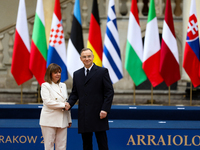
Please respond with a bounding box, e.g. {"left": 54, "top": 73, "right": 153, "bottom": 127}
{"left": 44, "top": 63, "right": 62, "bottom": 84}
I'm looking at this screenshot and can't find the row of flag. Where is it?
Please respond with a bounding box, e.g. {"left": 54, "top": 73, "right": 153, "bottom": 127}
{"left": 125, "top": 0, "right": 180, "bottom": 88}
{"left": 11, "top": 0, "right": 72, "bottom": 85}
{"left": 11, "top": 0, "right": 122, "bottom": 86}
{"left": 125, "top": 0, "right": 200, "bottom": 88}
{"left": 67, "top": 0, "right": 123, "bottom": 84}
{"left": 11, "top": 0, "right": 47, "bottom": 86}
{"left": 10, "top": 0, "right": 200, "bottom": 89}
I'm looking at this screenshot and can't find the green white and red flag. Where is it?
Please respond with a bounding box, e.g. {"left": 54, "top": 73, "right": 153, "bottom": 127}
{"left": 143, "top": 0, "right": 163, "bottom": 87}
{"left": 125, "top": 0, "right": 147, "bottom": 86}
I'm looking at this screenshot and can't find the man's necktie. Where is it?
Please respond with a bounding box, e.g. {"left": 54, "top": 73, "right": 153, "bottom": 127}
{"left": 86, "top": 69, "right": 89, "bottom": 76}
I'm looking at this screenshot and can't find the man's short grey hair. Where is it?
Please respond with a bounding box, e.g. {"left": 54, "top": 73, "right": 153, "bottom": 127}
{"left": 80, "top": 48, "right": 93, "bottom": 55}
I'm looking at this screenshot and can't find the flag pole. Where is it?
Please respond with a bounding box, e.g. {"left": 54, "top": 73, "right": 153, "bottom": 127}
{"left": 20, "top": 84, "right": 23, "bottom": 104}
{"left": 133, "top": 83, "right": 136, "bottom": 105}
{"left": 151, "top": 84, "right": 153, "bottom": 105}
{"left": 190, "top": 82, "right": 192, "bottom": 106}
{"left": 38, "top": 84, "right": 40, "bottom": 103}
{"left": 168, "top": 86, "right": 170, "bottom": 105}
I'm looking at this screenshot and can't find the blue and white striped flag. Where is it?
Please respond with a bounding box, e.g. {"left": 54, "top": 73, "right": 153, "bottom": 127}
{"left": 103, "top": 0, "right": 123, "bottom": 84}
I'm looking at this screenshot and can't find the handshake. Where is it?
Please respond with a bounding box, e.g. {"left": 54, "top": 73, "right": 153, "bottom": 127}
{"left": 64, "top": 102, "right": 71, "bottom": 111}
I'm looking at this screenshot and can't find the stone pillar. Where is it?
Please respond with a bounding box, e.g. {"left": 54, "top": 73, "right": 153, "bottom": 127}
{"left": 181, "top": 0, "right": 200, "bottom": 81}
{"left": 43, "top": 0, "right": 54, "bottom": 46}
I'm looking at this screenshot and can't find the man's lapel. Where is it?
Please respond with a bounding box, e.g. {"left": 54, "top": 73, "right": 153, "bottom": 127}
{"left": 80, "top": 67, "right": 86, "bottom": 79}
{"left": 85, "top": 64, "right": 98, "bottom": 84}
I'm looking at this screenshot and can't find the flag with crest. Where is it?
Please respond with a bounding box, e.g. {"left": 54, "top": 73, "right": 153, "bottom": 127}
{"left": 47, "top": 0, "right": 68, "bottom": 81}
{"left": 183, "top": 0, "right": 200, "bottom": 87}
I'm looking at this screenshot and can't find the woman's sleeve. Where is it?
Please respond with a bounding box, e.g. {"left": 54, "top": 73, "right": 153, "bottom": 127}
{"left": 67, "top": 110, "right": 72, "bottom": 123}
{"left": 41, "top": 83, "right": 65, "bottom": 109}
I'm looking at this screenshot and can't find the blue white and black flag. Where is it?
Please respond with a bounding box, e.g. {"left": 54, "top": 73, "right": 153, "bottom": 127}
{"left": 66, "top": 0, "right": 84, "bottom": 78}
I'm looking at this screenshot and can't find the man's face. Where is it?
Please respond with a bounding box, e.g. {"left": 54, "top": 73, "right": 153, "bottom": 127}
{"left": 80, "top": 50, "right": 94, "bottom": 68}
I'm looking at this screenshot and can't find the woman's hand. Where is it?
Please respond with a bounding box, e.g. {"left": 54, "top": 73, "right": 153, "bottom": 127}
{"left": 67, "top": 123, "right": 72, "bottom": 128}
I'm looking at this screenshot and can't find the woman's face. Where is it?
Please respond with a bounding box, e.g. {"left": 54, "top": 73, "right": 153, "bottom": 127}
{"left": 51, "top": 70, "right": 61, "bottom": 83}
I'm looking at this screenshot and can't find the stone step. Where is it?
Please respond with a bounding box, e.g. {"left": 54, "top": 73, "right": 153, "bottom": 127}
{"left": 0, "top": 89, "right": 199, "bottom": 106}
{"left": 113, "top": 90, "right": 200, "bottom": 106}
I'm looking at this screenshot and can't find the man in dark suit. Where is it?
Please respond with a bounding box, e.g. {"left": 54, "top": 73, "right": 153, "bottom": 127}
{"left": 66, "top": 48, "right": 114, "bottom": 150}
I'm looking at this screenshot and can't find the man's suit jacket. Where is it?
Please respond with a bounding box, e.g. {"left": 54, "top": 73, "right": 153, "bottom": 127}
{"left": 68, "top": 64, "right": 114, "bottom": 133}
{"left": 40, "top": 82, "right": 72, "bottom": 128}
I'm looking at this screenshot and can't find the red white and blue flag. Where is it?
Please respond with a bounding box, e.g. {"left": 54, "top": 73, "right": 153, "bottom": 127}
{"left": 47, "top": 0, "right": 68, "bottom": 81}
{"left": 183, "top": 0, "right": 200, "bottom": 87}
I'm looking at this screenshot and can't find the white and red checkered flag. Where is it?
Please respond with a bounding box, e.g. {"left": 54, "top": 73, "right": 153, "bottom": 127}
{"left": 47, "top": 0, "right": 68, "bottom": 81}
{"left": 49, "top": 23, "right": 64, "bottom": 47}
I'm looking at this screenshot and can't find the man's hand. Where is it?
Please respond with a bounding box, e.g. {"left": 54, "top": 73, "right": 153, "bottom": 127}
{"left": 65, "top": 102, "right": 71, "bottom": 110}
{"left": 100, "top": 110, "right": 107, "bottom": 119}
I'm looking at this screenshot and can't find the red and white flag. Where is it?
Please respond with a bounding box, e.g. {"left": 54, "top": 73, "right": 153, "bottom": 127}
{"left": 159, "top": 0, "right": 180, "bottom": 86}
{"left": 11, "top": 0, "right": 32, "bottom": 85}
